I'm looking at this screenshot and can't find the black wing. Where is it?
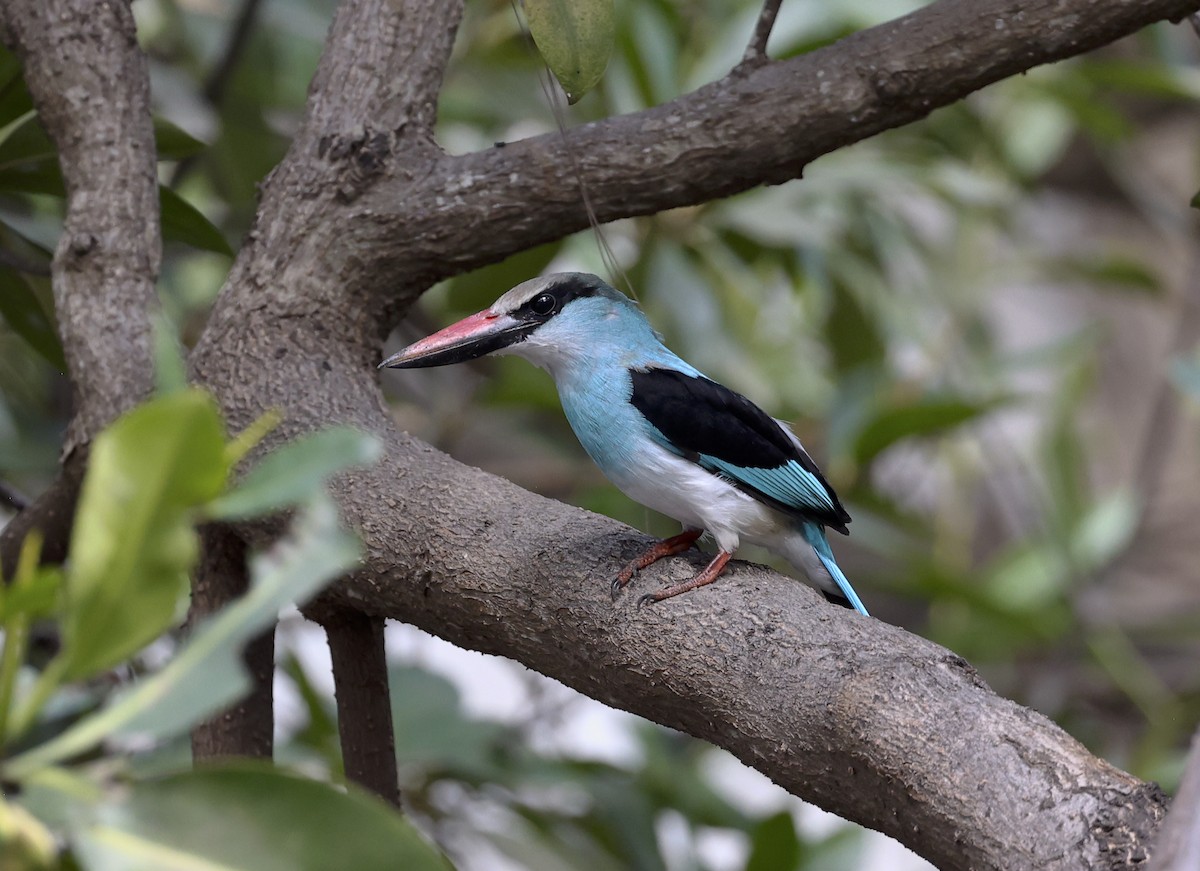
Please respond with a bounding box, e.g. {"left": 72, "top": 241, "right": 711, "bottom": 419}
{"left": 629, "top": 367, "right": 851, "bottom": 533}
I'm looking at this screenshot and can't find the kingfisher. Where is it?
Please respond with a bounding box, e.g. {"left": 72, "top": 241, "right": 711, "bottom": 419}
{"left": 380, "top": 272, "right": 868, "bottom": 615}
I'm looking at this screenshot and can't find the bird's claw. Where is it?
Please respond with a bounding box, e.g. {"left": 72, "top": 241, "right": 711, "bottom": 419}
{"left": 636, "top": 592, "right": 658, "bottom": 609}
{"left": 611, "top": 566, "right": 637, "bottom": 601}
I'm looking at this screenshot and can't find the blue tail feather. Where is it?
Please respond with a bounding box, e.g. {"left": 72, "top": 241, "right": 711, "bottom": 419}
{"left": 802, "top": 524, "right": 869, "bottom": 617}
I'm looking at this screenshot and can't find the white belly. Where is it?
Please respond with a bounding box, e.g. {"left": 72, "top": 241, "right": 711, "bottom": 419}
{"left": 604, "top": 438, "right": 782, "bottom": 554}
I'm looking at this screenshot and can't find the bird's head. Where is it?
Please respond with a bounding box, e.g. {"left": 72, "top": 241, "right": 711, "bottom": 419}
{"left": 379, "top": 272, "right": 648, "bottom": 374}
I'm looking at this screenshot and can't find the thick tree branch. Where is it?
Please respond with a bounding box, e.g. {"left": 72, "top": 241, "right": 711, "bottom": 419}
{"left": 0, "top": 0, "right": 160, "bottom": 455}
{"left": 328, "top": 0, "right": 1200, "bottom": 318}
{"left": 0, "top": 0, "right": 160, "bottom": 578}
{"left": 178, "top": 0, "right": 1195, "bottom": 867}
{"left": 190, "top": 527, "right": 275, "bottom": 761}
{"left": 310, "top": 425, "right": 1165, "bottom": 871}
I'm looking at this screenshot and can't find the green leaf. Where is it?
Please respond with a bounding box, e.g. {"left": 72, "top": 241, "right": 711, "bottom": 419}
{"left": 0, "top": 46, "right": 33, "bottom": 128}
{"left": 153, "top": 118, "right": 208, "bottom": 161}
{"left": 524, "top": 0, "right": 615, "bottom": 103}
{"left": 0, "top": 797, "right": 57, "bottom": 870}
{"left": 207, "top": 427, "right": 382, "bottom": 520}
{"left": 0, "top": 111, "right": 54, "bottom": 171}
{"left": 853, "top": 396, "right": 1003, "bottom": 466}
{"left": 0, "top": 265, "right": 66, "bottom": 370}
{"left": 745, "top": 811, "right": 800, "bottom": 871}
{"left": 825, "top": 279, "right": 885, "bottom": 374}
{"left": 152, "top": 315, "right": 189, "bottom": 396}
{"left": 59, "top": 390, "right": 229, "bottom": 679}
{"left": 4, "top": 497, "right": 358, "bottom": 777}
{"left": 1045, "top": 254, "right": 1161, "bottom": 295}
{"left": 72, "top": 764, "right": 450, "bottom": 871}
{"left": 1069, "top": 488, "right": 1138, "bottom": 572}
{"left": 160, "top": 186, "right": 233, "bottom": 256}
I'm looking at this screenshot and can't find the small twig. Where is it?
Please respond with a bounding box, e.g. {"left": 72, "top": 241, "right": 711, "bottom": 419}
{"left": 0, "top": 480, "right": 30, "bottom": 513}
{"left": 170, "top": 0, "right": 265, "bottom": 186}
{"left": 741, "top": 0, "right": 785, "bottom": 67}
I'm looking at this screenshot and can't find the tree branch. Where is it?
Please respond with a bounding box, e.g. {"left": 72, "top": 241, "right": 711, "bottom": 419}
{"left": 327, "top": 0, "right": 1200, "bottom": 318}
{"left": 177, "top": 0, "right": 1195, "bottom": 867}
{"left": 190, "top": 527, "right": 274, "bottom": 761}
{"left": 0, "top": 0, "right": 160, "bottom": 456}
{"left": 306, "top": 602, "right": 400, "bottom": 807}
{"left": 740, "top": 0, "right": 784, "bottom": 67}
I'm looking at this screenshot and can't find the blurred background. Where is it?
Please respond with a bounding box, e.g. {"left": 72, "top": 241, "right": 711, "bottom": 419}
{"left": 2, "top": 0, "right": 1199, "bottom": 868}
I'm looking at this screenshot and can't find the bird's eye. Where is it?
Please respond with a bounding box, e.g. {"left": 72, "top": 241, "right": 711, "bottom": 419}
{"left": 530, "top": 293, "right": 557, "bottom": 316}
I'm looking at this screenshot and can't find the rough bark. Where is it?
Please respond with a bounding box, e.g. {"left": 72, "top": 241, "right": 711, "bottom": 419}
{"left": 3, "top": 0, "right": 1196, "bottom": 867}
{"left": 190, "top": 528, "right": 275, "bottom": 761}
{"left": 0, "top": 0, "right": 159, "bottom": 454}
{"left": 0, "top": 0, "right": 160, "bottom": 579}
{"left": 306, "top": 602, "right": 401, "bottom": 807}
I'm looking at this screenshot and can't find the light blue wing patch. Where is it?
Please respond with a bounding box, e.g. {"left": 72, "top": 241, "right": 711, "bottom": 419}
{"left": 698, "top": 455, "right": 837, "bottom": 515}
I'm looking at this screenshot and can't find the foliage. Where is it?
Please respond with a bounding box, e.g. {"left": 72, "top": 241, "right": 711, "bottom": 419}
{"left": 1, "top": 0, "right": 1198, "bottom": 868}
{"left": 0, "top": 381, "right": 434, "bottom": 869}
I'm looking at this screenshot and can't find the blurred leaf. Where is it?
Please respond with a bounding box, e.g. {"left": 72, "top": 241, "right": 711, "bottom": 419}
{"left": 0, "top": 796, "right": 57, "bottom": 870}
{"left": 153, "top": 118, "right": 208, "bottom": 161}
{"left": 1070, "top": 488, "right": 1138, "bottom": 571}
{"left": 745, "top": 811, "right": 800, "bottom": 871}
{"left": 0, "top": 162, "right": 63, "bottom": 196}
{"left": 525, "top": 0, "right": 614, "bottom": 103}
{"left": 59, "top": 389, "right": 228, "bottom": 680}
{"left": 207, "top": 427, "right": 382, "bottom": 520}
{"left": 152, "top": 315, "right": 189, "bottom": 396}
{"left": 0, "top": 112, "right": 54, "bottom": 170}
{"left": 0, "top": 46, "right": 33, "bottom": 127}
{"left": 160, "top": 186, "right": 233, "bottom": 256}
{"left": 825, "top": 280, "right": 885, "bottom": 374}
{"left": 1045, "top": 254, "right": 1161, "bottom": 295}
{"left": 281, "top": 654, "right": 341, "bottom": 765}
{"left": 853, "top": 396, "right": 1002, "bottom": 466}
{"left": 72, "top": 764, "right": 450, "bottom": 871}
{"left": 390, "top": 665, "right": 510, "bottom": 780}
{"left": 1079, "top": 59, "right": 1200, "bottom": 101}
{"left": 5, "top": 497, "right": 358, "bottom": 777}
{"left": 0, "top": 265, "right": 65, "bottom": 370}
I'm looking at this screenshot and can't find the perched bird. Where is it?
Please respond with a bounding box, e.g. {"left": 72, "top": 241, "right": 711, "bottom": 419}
{"left": 381, "top": 272, "right": 868, "bottom": 615}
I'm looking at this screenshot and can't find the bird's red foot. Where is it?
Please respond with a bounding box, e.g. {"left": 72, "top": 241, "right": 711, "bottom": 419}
{"left": 611, "top": 528, "right": 702, "bottom": 600}
{"left": 637, "top": 550, "right": 733, "bottom": 608}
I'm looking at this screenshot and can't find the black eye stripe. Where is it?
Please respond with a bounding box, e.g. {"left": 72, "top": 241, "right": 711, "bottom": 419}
{"left": 515, "top": 274, "right": 611, "bottom": 320}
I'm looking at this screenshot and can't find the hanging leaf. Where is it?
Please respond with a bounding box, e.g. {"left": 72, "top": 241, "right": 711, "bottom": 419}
{"left": 152, "top": 118, "right": 208, "bottom": 161}
{"left": 160, "top": 186, "right": 233, "bottom": 256}
{"left": 0, "top": 266, "right": 65, "bottom": 370}
{"left": 524, "top": 0, "right": 615, "bottom": 104}
{"left": 853, "top": 396, "right": 1005, "bottom": 466}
